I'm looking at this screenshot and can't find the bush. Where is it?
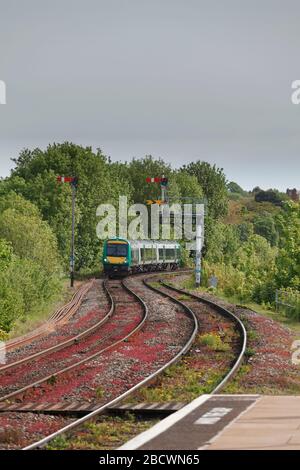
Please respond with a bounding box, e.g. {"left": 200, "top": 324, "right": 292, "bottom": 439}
{"left": 0, "top": 193, "right": 62, "bottom": 332}
{"left": 277, "top": 288, "right": 300, "bottom": 321}
{"left": 199, "top": 333, "right": 230, "bottom": 351}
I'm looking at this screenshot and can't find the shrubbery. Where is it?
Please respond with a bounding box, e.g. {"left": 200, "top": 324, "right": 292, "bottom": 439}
{"left": 0, "top": 142, "right": 299, "bottom": 329}
{"left": 0, "top": 193, "right": 62, "bottom": 332}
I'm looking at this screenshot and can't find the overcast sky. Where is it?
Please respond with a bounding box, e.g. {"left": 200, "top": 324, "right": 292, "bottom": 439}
{"left": 0, "top": 0, "right": 300, "bottom": 190}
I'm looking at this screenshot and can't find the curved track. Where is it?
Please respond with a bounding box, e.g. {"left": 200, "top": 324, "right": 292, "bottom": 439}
{"left": 0, "top": 278, "right": 147, "bottom": 403}
{"left": 155, "top": 278, "right": 247, "bottom": 393}
{"left": 21, "top": 272, "right": 246, "bottom": 450}
{"left": 0, "top": 272, "right": 247, "bottom": 450}
{"left": 22, "top": 273, "right": 198, "bottom": 450}
{"left": 0, "top": 280, "right": 95, "bottom": 354}
{"left": 0, "top": 280, "right": 111, "bottom": 373}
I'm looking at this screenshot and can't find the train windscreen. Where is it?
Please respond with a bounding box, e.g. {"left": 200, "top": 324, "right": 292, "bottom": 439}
{"left": 107, "top": 244, "right": 128, "bottom": 256}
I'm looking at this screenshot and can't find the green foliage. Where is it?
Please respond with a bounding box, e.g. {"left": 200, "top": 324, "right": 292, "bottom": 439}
{"left": 183, "top": 160, "right": 228, "bottom": 220}
{"left": 203, "top": 233, "right": 278, "bottom": 303}
{"left": 205, "top": 222, "right": 242, "bottom": 265}
{"left": 199, "top": 333, "right": 230, "bottom": 351}
{"left": 0, "top": 192, "right": 62, "bottom": 332}
{"left": 254, "top": 189, "right": 287, "bottom": 206}
{"left": 7, "top": 142, "right": 133, "bottom": 270}
{"left": 126, "top": 155, "right": 171, "bottom": 204}
{"left": 275, "top": 202, "right": 300, "bottom": 290}
{"left": 171, "top": 171, "right": 204, "bottom": 202}
{"left": 277, "top": 288, "right": 300, "bottom": 321}
{"left": 0, "top": 196, "right": 61, "bottom": 275}
{"left": 0, "top": 238, "right": 13, "bottom": 269}
{"left": 253, "top": 213, "right": 279, "bottom": 246}
{"left": 227, "top": 181, "right": 247, "bottom": 196}
{"left": 2, "top": 141, "right": 299, "bottom": 324}
{"left": 236, "top": 222, "right": 254, "bottom": 242}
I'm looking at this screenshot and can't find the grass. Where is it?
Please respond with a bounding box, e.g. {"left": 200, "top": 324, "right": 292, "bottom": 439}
{"left": 198, "top": 333, "right": 230, "bottom": 352}
{"left": 172, "top": 274, "right": 300, "bottom": 335}
{"left": 0, "top": 329, "right": 9, "bottom": 341}
{"left": 46, "top": 413, "right": 158, "bottom": 450}
{"left": 8, "top": 277, "right": 73, "bottom": 339}
{"left": 177, "top": 294, "right": 192, "bottom": 301}
{"left": 125, "top": 355, "right": 230, "bottom": 405}
{"left": 244, "top": 302, "right": 300, "bottom": 335}
{"left": 148, "top": 281, "right": 162, "bottom": 289}
{"left": 130, "top": 367, "right": 226, "bottom": 403}
{"left": 222, "top": 365, "right": 252, "bottom": 394}
{"left": 96, "top": 387, "right": 105, "bottom": 399}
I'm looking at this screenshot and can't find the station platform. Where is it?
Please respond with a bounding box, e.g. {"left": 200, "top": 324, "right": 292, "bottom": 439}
{"left": 119, "top": 394, "right": 300, "bottom": 450}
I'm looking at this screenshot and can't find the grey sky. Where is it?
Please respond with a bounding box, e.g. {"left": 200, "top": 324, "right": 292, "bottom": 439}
{"left": 0, "top": 0, "right": 300, "bottom": 190}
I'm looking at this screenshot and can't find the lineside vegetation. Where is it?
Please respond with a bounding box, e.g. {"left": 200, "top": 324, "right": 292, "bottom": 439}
{"left": 0, "top": 142, "right": 299, "bottom": 331}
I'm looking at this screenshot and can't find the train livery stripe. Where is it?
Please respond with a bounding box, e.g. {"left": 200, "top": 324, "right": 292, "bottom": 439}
{"left": 107, "top": 256, "right": 126, "bottom": 264}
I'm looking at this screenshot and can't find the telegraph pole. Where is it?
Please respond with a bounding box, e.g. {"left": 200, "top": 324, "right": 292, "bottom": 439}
{"left": 70, "top": 179, "right": 76, "bottom": 287}
{"left": 57, "top": 176, "right": 78, "bottom": 287}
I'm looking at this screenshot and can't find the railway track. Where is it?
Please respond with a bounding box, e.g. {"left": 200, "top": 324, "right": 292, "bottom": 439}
{"left": 0, "top": 271, "right": 246, "bottom": 450}
{"left": 0, "top": 280, "right": 111, "bottom": 373}
{"left": 0, "top": 278, "right": 147, "bottom": 403}
{"left": 0, "top": 280, "right": 95, "bottom": 355}
{"left": 19, "top": 273, "right": 198, "bottom": 450}
{"left": 150, "top": 277, "right": 247, "bottom": 393}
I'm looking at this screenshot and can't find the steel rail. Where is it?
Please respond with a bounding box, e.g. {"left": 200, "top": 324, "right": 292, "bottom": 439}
{"left": 1, "top": 280, "right": 95, "bottom": 353}
{"left": 0, "top": 280, "right": 113, "bottom": 373}
{"left": 22, "top": 274, "right": 198, "bottom": 450}
{"left": 0, "top": 279, "right": 147, "bottom": 403}
{"left": 159, "top": 279, "right": 247, "bottom": 393}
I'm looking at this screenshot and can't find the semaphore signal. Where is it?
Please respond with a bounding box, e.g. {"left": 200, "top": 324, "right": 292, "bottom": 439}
{"left": 146, "top": 177, "right": 168, "bottom": 185}
{"left": 146, "top": 175, "right": 169, "bottom": 203}
{"left": 57, "top": 176, "right": 78, "bottom": 185}
{"left": 57, "top": 175, "right": 78, "bottom": 287}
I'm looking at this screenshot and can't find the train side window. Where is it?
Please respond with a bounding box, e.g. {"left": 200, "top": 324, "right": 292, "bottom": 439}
{"left": 166, "top": 248, "right": 175, "bottom": 260}
{"left": 145, "top": 248, "right": 152, "bottom": 261}
{"left": 132, "top": 249, "right": 139, "bottom": 263}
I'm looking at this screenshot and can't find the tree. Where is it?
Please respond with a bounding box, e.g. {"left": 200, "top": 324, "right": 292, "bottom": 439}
{"left": 182, "top": 161, "right": 228, "bottom": 220}
{"left": 0, "top": 193, "right": 63, "bottom": 332}
{"left": 253, "top": 213, "right": 279, "bottom": 246}
{"left": 275, "top": 202, "right": 300, "bottom": 289}
{"left": 255, "top": 189, "right": 285, "bottom": 206}
{"left": 126, "top": 155, "right": 171, "bottom": 204}
{"left": 227, "top": 181, "right": 246, "bottom": 195}
{"left": 172, "top": 171, "right": 203, "bottom": 202}
{"left": 205, "top": 222, "right": 241, "bottom": 264}
{"left": 7, "top": 143, "right": 132, "bottom": 269}
{"left": 0, "top": 238, "right": 12, "bottom": 268}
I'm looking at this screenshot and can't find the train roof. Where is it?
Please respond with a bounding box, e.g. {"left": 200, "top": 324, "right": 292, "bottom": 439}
{"left": 104, "top": 238, "right": 181, "bottom": 248}
{"left": 129, "top": 240, "right": 181, "bottom": 248}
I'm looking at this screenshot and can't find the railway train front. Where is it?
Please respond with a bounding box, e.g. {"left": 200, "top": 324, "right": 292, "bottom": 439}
{"left": 102, "top": 238, "right": 130, "bottom": 277}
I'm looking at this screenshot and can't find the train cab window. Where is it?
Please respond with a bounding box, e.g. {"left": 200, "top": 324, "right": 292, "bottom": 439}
{"left": 107, "top": 244, "right": 128, "bottom": 256}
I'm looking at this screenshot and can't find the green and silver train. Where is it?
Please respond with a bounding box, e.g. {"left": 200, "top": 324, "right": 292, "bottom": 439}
{"left": 102, "top": 238, "right": 181, "bottom": 277}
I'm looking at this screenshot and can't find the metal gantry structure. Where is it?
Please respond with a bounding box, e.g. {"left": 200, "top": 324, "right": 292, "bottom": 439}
{"left": 145, "top": 176, "right": 205, "bottom": 287}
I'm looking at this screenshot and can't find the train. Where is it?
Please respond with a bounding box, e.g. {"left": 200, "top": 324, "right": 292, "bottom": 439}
{"left": 102, "top": 238, "right": 181, "bottom": 277}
